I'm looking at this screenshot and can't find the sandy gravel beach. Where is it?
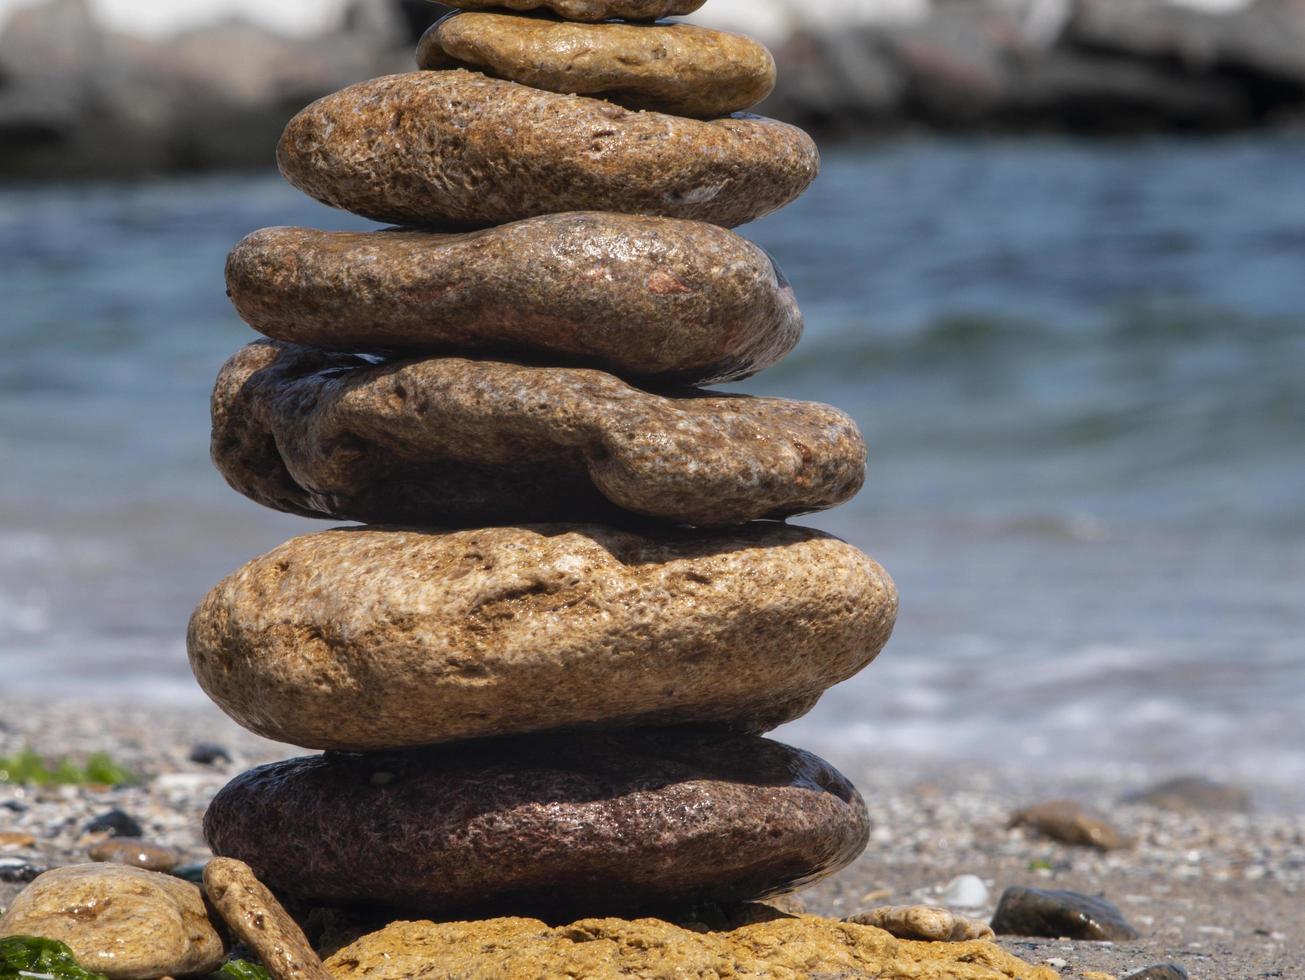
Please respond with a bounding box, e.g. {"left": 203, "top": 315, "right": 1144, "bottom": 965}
{"left": 1, "top": 700, "right": 1300, "bottom": 979}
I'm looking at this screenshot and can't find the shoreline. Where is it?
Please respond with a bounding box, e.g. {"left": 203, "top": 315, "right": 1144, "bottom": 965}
{"left": 2, "top": 700, "right": 1300, "bottom": 978}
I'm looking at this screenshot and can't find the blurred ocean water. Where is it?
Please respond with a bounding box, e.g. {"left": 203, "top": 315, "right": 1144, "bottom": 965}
{"left": 1, "top": 137, "right": 1303, "bottom": 799}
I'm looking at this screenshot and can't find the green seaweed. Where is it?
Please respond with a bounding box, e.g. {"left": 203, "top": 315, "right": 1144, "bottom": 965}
{"left": 209, "top": 961, "right": 273, "bottom": 980}
{"left": 0, "top": 748, "right": 133, "bottom": 788}
{"left": 0, "top": 935, "right": 109, "bottom": 980}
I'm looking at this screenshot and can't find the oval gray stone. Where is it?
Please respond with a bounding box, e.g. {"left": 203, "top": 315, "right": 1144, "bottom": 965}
{"left": 277, "top": 71, "right": 819, "bottom": 229}
{"left": 211, "top": 341, "right": 866, "bottom": 528}
{"left": 441, "top": 0, "right": 703, "bottom": 22}
{"left": 188, "top": 523, "right": 897, "bottom": 751}
{"left": 418, "top": 15, "right": 776, "bottom": 119}
{"left": 203, "top": 732, "right": 870, "bottom": 917}
{"left": 225, "top": 214, "right": 801, "bottom": 384}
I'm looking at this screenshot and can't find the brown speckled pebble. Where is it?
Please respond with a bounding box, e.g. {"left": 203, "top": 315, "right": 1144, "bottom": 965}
{"left": 277, "top": 71, "right": 818, "bottom": 229}
{"left": 204, "top": 858, "right": 332, "bottom": 980}
{"left": 845, "top": 905, "right": 996, "bottom": 942}
{"left": 187, "top": 523, "right": 897, "bottom": 751}
{"left": 203, "top": 732, "right": 870, "bottom": 917}
{"left": 224, "top": 214, "right": 800, "bottom": 384}
{"left": 0, "top": 864, "right": 225, "bottom": 980}
{"left": 210, "top": 341, "right": 866, "bottom": 528}
{"left": 418, "top": 14, "right": 775, "bottom": 119}
{"left": 87, "top": 837, "right": 180, "bottom": 872}
{"left": 440, "top": 0, "right": 703, "bottom": 24}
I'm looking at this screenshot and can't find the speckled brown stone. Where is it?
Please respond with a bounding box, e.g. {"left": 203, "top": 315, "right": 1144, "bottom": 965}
{"left": 846, "top": 905, "right": 995, "bottom": 942}
{"left": 323, "top": 916, "right": 1057, "bottom": 979}
{"left": 440, "top": 0, "right": 703, "bottom": 24}
{"left": 1010, "top": 799, "right": 1133, "bottom": 851}
{"left": 210, "top": 341, "right": 865, "bottom": 527}
{"left": 417, "top": 14, "right": 775, "bottom": 119}
{"left": 204, "top": 858, "right": 332, "bottom": 980}
{"left": 224, "top": 214, "right": 800, "bottom": 384}
{"left": 203, "top": 732, "right": 870, "bottom": 917}
{"left": 0, "top": 864, "right": 225, "bottom": 979}
{"left": 277, "top": 71, "right": 818, "bottom": 229}
{"left": 188, "top": 523, "right": 896, "bottom": 750}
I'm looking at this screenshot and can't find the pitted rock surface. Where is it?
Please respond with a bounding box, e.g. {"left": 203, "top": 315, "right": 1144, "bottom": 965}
{"left": 204, "top": 732, "right": 871, "bottom": 916}
{"left": 0, "top": 864, "right": 225, "bottom": 979}
{"left": 204, "top": 858, "right": 332, "bottom": 980}
{"left": 439, "top": 0, "right": 703, "bottom": 22}
{"left": 277, "top": 71, "right": 818, "bottom": 229}
{"left": 418, "top": 14, "right": 775, "bottom": 119}
{"left": 224, "top": 215, "right": 800, "bottom": 384}
{"left": 845, "top": 905, "right": 995, "bottom": 942}
{"left": 210, "top": 341, "right": 866, "bottom": 528}
{"left": 323, "top": 915, "right": 1058, "bottom": 979}
{"left": 188, "top": 523, "right": 897, "bottom": 750}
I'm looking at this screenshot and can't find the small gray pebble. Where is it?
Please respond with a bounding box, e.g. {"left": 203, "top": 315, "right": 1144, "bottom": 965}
{"left": 189, "top": 742, "right": 232, "bottom": 765}
{"left": 83, "top": 808, "right": 143, "bottom": 838}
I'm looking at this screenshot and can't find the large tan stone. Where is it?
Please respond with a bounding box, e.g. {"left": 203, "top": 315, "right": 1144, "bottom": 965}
{"left": 440, "top": 0, "right": 703, "bottom": 22}
{"left": 418, "top": 14, "right": 775, "bottom": 119}
{"left": 323, "top": 915, "right": 1058, "bottom": 979}
{"left": 277, "top": 71, "right": 818, "bottom": 229}
{"left": 211, "top": 341, "right": 865, "bottom": 528}
{"left": 188, "top": 523, "right": 896, "bottom": 750}
{"left": 0, "top": 864, "right": 225, "bottom": 980}
{"left": 204, "top": 732, "right": 870, "bottom": 916}
{"left": 224, "top": 214, "right": 800, "bottom": 384}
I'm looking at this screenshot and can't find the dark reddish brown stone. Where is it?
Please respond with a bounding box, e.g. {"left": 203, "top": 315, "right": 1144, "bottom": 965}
{"left": 203, "top": 731, "right": 869, "bottom": 917}
{"left": 210, "top": 341, "right": 866, "bottom": 528}
{"left": 440, "top": 0, "right": 703, "bottom": 22}
{"left": 224, "top": 215, "right": 801, "bottom": 384}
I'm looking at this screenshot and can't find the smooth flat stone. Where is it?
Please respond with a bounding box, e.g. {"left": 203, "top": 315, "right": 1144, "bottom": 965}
{"left": 277, "top": 71, "right": 818, "bottom": 229}
{"left": 418, "top": 14, "right": 775, "bottom": 119}
{"left": 87, "top": 837, "right": 180, "bottom": 873}
{"left": 225, "top": 214, "right": 800, "bottom": 384}
{"left": 203, "top": 732, "right": 870, "bottom": 916}
{"left": 990, "top": 886, "right": 1141, "bottom": 942}
{"left": 325, "top": 916, "right": 1057, "bottom": 979}
{"left": 188, "top": 523, "right": 896, "bottom": 751}
{"left": 0, "top": 864, "right": 225, "bottom": 979}
{"left": 203, "top": 858, "right": 331, "bottom": 980}
{"left": 211, "top": 341, "right": 865, "bottom": 528}
{"left": 441, "top": 0, "right": 703, "bottom": 22}
{"left": 1009, "top": 799, "right": 1132, "bottom": 850}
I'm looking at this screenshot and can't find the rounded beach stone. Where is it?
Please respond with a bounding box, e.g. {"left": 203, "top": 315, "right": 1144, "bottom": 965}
{"left": 0, "top": 864, "right": 225, "bottom": 979}
{"left": 277, "top": 71, "right": 818, "bottom": 229}
{"left": 203, "top": 858, "right": 331, "bottom": 980}
{"left": 417, "top": 14, "right": 776, "bottom": 119}
{"left": 203, "top": 731, "right": 871, "bottom": 916}
{"left": 188, "top": 523, "right": 897, "bottom": 750}
{"left": 440, "top": 0, "right": 703, "bottom": 24}
{"left": 211, "top": 341, "right": 866, "bottom": 528}
{"left": 225, "top": 214, "right": 801, "bottom": 384}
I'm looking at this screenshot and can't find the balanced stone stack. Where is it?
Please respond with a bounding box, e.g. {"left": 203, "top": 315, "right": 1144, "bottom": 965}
{"left": 191, "top": 0, "right": 899, "bottom": 921}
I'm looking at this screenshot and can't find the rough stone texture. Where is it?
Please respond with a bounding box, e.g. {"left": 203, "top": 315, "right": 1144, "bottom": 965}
{"left": 990, "top": 886, "right": 1141, "bottom": 942}
{"left": 439, "top": 0, "right": 703, "bottom": 24}
{"left": 204, "top": 858, "right": 332, "bottom": 980}
{"left": 1010, "top": 799, "right": 1132, "bottom": 850}
{"left": 204, "top": 732, "right": 870, "bottom": 917}
{"left": 418, "top": 14, "right": 775, "bottom": 119}
{"left": 323, "top": 915, "right": 1058, "bottom": 979}
{"left": 87, "top": 838, "right": 180, "bottom": 872}
{"left": 188, "top": 523, "right": 896, "bottom": 750}
{"left": 845, "top": 905, "right": 995, "bottom": 942}
{"left": 224, "top": 214, "right": 800, "bottom": 384}
{"left": 0, "top": 864, "right": 225, "bottom": 979}
{"left": 277, "top": 71, "right": 818, "bottom": 229}
{"left": 211, "top": 341, "right": 865, "bottom": 528}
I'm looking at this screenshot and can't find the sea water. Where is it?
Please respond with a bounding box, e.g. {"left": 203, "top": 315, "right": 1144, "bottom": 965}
{"left": 2, "top": 137, "right": 1302, "bottom": 801}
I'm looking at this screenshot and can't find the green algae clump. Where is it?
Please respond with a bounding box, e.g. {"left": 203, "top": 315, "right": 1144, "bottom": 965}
{"left": 0, "top": 935, "right": 109, "bottom": 980}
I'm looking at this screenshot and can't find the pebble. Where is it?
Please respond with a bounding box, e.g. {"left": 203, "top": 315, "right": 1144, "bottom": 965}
{"left": 211, "top": 340, "right": 865, "bottom": 528}
{"left": 846, "top": 905, "right": 994, "bottom": 941}
{"left": 941, "top": 873, "right": 990, "bottom": 909}
{"left": 0, "top": 857, "right": 45, "bottom": 883}
{"left": 187, "top": 742, "right": 232, "bottom": 766}
{"left": 1123, "top": 966, "right": 1190, "bottom": 980}
{"left": 82, "top": 808, "right": 143, "bottom": 839}
{"left": 418, "top": 14, "right": 775, "bottom": 119}
{"left": 0, "top": 831, "right": 36, "bottom": 848}
{"left": 1010, "top": 799, "right": 1132, "bottom": 850}
{"left": 1123, "top": 776, "right": 1251, "bottom": 814}
{"left": 204, "top": 857, "right": 331, "bottom": 980}
{"left": 204, "top": 731, "right": 869, "bottom": 917}
{"left": 189, "top": 523, "right": 893, "bottom": 751}
{"left": 88, "top": 837, "right": 180, "bottom": 872}
{"left": 990, "top": 886, "right": 1141, "bottom": 941}
{"left": 277, "top": 71, "right": 818, "bottom": 230}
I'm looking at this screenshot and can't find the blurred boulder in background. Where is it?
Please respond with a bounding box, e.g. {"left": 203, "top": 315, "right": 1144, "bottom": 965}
{"left": 0, "top": 0, "right": 1303, "bottom": 178}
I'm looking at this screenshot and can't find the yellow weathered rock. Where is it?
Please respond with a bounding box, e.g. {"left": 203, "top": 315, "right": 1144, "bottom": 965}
{"left": 325, "top": 914, "right": 1059, "bottom": 979}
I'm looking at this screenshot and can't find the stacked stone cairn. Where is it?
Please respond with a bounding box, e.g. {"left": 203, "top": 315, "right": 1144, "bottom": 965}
{"left": 192, "top": 0, "right": 902, "bottom": 929}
